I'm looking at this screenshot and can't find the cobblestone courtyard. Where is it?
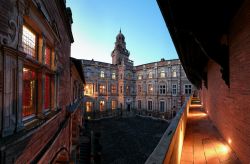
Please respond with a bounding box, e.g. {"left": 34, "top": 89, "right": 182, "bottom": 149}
{"left": 88, "top": 116, "right": 169, "bottom": 164}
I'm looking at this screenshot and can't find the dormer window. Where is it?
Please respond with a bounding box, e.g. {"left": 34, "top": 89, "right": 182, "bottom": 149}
{"left": 112, "top": 72, "right": 116, "bottom": 79}
{"left": 160, "top": 70, "right": 165, "bottom": 78}
{"left": 22, "top": 25, "right": 37, "bottom": 58}
{"left": 138, "top": 74, "right": 142, "bottom": 80}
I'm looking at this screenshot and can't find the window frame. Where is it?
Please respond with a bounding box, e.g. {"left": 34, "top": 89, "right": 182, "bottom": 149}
{"left": 22, "top": 25, "right": 37, "bottom": 59}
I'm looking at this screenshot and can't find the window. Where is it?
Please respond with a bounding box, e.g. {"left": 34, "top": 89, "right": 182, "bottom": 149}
{"left": 22, "top": 68, "right": 36, "bottom": 118}
{"left": 45, "top": 46, "right": 51, "bottom": 67}
{"left": 100, "top": 100, "right": 105, "bottom": 111}
{"left": 99, "top": 84, "right": 105, "bottom": 94}
{"left": 138, "top": 85, "right": 142, "bottom": 93}
{"left": 159, "top": 85, "right": 166, "bottom": 95}
{"left": 138, "top": 100, "right": 141, "bottom": 109}
{"left": 160, "top": 101, "right": 165, "bottom": 112}
{"left": 85, "top": 84, "right": 93, "bottom": 95}
{"left": 172, "top": 71, "right": 177, "bottom": 77}
{"left": 126, "top": 86, "right": 130, "bottom": 95}
{"left": 22, "top": 25, "right": 36, "bottom": 58}
{"left": 112, "top": 72, "right": 116, "bottom": 79}
{"left": 120, "top": 86, "right": 123, "bottom": 94}
{"left": 44, "top": 75, "right": 51, "bottom": 110}
{"left": 149, "top": 72, "right": 153, "bottom": 78}
{"left": 86, "top": 102, "right": 92, "bottom": 112}
{"left": 111, "top": 85, "right": 116, "bottom": 94}
{"left": 148, "top": 84, "right": 153, "bottom": 94}
{"left": 138, "top": 74, "right": 142, "bottom": 80}
{"left": 111, "top": 100, "right": 116, "bottom": 110}
{"left": 160, "top": 70, "right": 165, "bottom": 78}
{"left": 100, "top": 71, "right": 105, "bottom": 78}
{"left": 185, "top": 84, "right": 192, "bottom": 95}
{"left": 148, "top": 101, "right": 153, "bottom": 110}
{"left": 172, "top": 84, "right": 177, "bottom": 95}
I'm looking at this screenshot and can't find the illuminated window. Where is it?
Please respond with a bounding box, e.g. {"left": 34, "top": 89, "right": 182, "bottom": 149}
{"left": 99, "top": 84, "right": 105, "bottom": 94}
{"left": 148, "top": 101, "right": 152, "bottom": 110}
{"left": 159, "top": 85, "right": 166, "bottom": 95}
{"left": 172, "top": 71, "right": 177, "bottom": 77}
{"left": 100, "top": 100, "right": 105, "bottom": 111}
{"left": 126, "top": 86, "right": 130, "bottom": 95}
{"left": 149, "top": 72, "right": 153, "bottom": 78}
{"left": 185, "top": 84, "right": 192, "bottom": 95}
{"left": 22, "top": 68, "right": 36, "bottom": 118}
{"left": 112, "top": 72, "right": 116, "bottom": 79}
{"left": 111, "top": 85, "right": 116, "bottom": 94}
{"left": 45, "top": 46, "right": 51, "bottom": 67}
{"left": 111, "top": 100, "right": 116, "bottom": 110}
{"left": 85, "top": 84, "right": 93, "bottom": 95}
{"left": 120, "top": 86, "right": 123, "bottom": 94}
{"left": 22, "top": 25, "right": 36, "bottom": 58}
{"left": 160, "top": 70, "right": 165, "bottom": 78}
{"left": 100, "top": 71, "right": 105, "bottom": 78}
{"left": 172, "top": 84, "right": 177, "bottom": 95}
{"left": 86, "top": 102, "right": 92, "bottom": 112}
{"left": 138, "top": 74, "right": 142, "bottom": 80}
{"left": 44, "top": 75, "right": 51, "bottom": 110}
{"left": 138, "top": 100, "right": 141, "bottom": 109}
{"left": 148, "top": 84, "right": 153, "bottom": 94}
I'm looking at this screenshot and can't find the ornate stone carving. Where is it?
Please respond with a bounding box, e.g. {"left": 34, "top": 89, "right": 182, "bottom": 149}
{"left": 0, "top": 19, "right": 18, "bottom": 46}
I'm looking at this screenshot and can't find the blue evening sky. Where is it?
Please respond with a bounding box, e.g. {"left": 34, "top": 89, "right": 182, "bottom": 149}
{"left": 66, "top": 0, "right": 178, "bottom": 66}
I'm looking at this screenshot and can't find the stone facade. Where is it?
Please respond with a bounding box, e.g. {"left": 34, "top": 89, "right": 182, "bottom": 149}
{"left": 83, "top": 31, "right": 194, "bottom": 118}
{"left": 0, "top": 0, "right": 84, "bottom": 163}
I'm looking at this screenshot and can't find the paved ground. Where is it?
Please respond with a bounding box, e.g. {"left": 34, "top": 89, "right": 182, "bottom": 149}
{"left": 181, "top": 107, "right": 240, "bottom": 164}
{"left": 88, "top": 116, "right": 169, "bottom": 164}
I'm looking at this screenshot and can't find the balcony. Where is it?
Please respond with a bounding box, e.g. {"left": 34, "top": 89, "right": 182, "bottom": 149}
{"left": 145, "top": 97, "right": 240, "bottom": 164}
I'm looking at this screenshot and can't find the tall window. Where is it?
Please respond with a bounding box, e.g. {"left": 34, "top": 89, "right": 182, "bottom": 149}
{"left": 100, "top": 100, "right": 105, "bottom": 111}
{"left": 100, "top": 71, "right": 105, "bottom": 78}
{"left": 160, "top": 70, "right": 165, "bottom": 78}
{"left": 99, "top": 84, "right": 105, "bottom": 94}
{"left": 22, "top": 25, "right": 36, "bottom": 58}
{"left": 148, "top": 101, "right": 153, "bottom": 110}
{"left": 148, "top": 84, "right": 153, "bottom": 94}
{"left": 126, "top": 86, "right": 130, "bottom": 95}
{"left": 45, "top": 46, "right": 51, "bottom": 67}
{"left": 120, "top": 86, "right": 123, "bottom": 94}
{"left": 112, "top": 72, "right": 116, "bottom": 79}
{"left": 44, "top": 75, "right": 51, "bottom": 110}
{"left": 22, "top": 68, "right": 36, "bottom": 118}
{"left": 185, "top": 84, "right": 192, "bottom": 95}
{"left": 160, "top": 101, "right": 165, "bottom": 112}
{"left": 138, "top": 100, "right": 141, "bottom": 109}
{"left": 172, "top": 84, "right": 177, "bottom": 95}
{"left": 159, "top": 85, "right": 166, "bottom": 95}
{"left": 111, "top": 100, "right": 116, "bottom": 110}
{"left": 149, "top": 72, "right": 153, "bottom": 78}
{"left": 85, "top": 84, "right": 93, "bottom": 95}
{"left": 138, "top": 85, "right": 142, "bottom": 93}
{"left": 86, "top": 102, "right": 92, "bottom": 112}
{"left": 111, "top": 85, "right": 116, "bottom": 94}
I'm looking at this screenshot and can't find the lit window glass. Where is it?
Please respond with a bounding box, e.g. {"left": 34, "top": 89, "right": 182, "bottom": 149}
{"left": 22, "top": 25, "right": 36, "bottom": 58}
{"left": 44, "top": 75, "right": 51, "bottom": 110}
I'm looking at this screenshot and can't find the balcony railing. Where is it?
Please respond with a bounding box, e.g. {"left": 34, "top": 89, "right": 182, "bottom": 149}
{"left": 145, "top": 96, "right": 192, "bottom": 164}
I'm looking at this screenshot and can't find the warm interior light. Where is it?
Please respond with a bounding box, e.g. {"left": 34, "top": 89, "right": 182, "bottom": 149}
{"left": 23, "top": 68, "right": 28, "bottom": 72}
{"left": 150, "top": 87, "right": 153, "bottom": 91}
{"left": 228, "top": 138, "right": 232, "bottom": 144}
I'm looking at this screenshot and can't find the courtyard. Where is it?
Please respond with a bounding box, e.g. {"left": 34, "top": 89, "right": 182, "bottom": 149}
{"left": 88, "top": 116, "right": 169, "bottom": 164}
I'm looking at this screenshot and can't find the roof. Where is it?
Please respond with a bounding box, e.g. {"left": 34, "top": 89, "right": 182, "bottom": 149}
{"left": 157, "top": 0, "right": 244, "bottom": 88}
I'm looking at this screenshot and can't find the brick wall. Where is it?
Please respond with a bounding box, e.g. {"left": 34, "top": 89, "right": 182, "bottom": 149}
{"left": 200, "top": 1, "right": 250, "bottom": 163}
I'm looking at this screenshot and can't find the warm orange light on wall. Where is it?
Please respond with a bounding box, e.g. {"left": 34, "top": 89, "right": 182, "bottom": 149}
{"left": 228, "top": 138, "right": 232, "bottom": 144}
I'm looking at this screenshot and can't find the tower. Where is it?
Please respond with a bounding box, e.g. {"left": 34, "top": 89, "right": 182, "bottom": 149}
{"left": 111, "top": 29, "right": 130, "bottom": 65}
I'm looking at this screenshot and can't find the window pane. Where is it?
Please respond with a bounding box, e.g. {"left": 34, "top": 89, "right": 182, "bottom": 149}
{"left": 22, "top": 68, "right": 36, "bottom": 117}
{"left": 22, "top": 26, "right": 36, "bottom": 58}
{"left": 45, "top": 46, "right": 51, "bottom": 66}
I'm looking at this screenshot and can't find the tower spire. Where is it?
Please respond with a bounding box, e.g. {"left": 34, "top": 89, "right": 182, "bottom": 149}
{"left": 119, "top": 28, "right": 121, "bottom": 34}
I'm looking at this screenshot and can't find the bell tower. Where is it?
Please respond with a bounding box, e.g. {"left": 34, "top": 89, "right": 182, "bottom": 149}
{"left": 111, "top": 29, "right": 130, "bottom": 65}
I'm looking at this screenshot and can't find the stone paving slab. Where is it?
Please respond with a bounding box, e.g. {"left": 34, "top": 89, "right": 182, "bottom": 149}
{"left": 181, "top": 107, "right": 241, "bottom": 164}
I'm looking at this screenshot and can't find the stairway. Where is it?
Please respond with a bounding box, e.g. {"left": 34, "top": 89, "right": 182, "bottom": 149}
{"left": 190, "top": 97, "right": 202, "bottom": 108}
